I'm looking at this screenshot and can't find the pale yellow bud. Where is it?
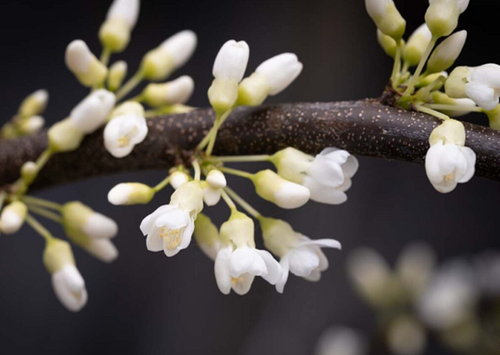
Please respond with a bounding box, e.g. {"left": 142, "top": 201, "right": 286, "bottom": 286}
{"left": 43, "top": 239, "right": 76, "bottom": 275}
{"left": 366, "top": 0, "right": 406, "bottom": 40}
{"left": 99, "top": 18, "right": 131, "bottom": 53}
{"left": 251, "top": 170, "right": 310, "bottom": 209}
{"left": 19, "top": 90, "right": 48, "bottom": 118}
{"left": 48, "top": 119, "right": 85, "bottom": 153}
{"left": 403, "top": 24, "right": 432, "bottom": 67}
{"left": 425, "top": 0, "right": 463, "bottom": 38}
{"left": 142, "top": 76, "right": 194, "bottom": 108}
{"left": 429, "top": 119, "right": 466, "bottom": 146}
{"left": 21, "top": 161, "right": 38, "bottom": 184}
{"left": 377, "top": 29, "right": 398, "bottom": 58}
{"left": 219, "top": 209, "right": 254, "bottom": 247}
{"left": 194, "top": 213, "right": 220, "bottom": 260}
{"left": 65, "top": 40, "right": 108, "bottom": 87}
{"left": 108, "top": 61, "right": 128, "bottom": 91}
{"left": 0, "top": 201, "right": 28, "bottom": 234}
{"left": 237, "top": 73, "right": 270, "bottom": 107}
{"left": 427, "top": 31, "right": 467, "bottom": 73}
{"left": 108, "top": 183, "right": 154, "bottom": 205}
{"left": 110, "top": 101, "right": 145, "bottom": 119}
{"left": 445, "top": 66, "right": 470, "bottom": 99}
{"left": 208, "top": 78, "right": 239, "bottom": 115}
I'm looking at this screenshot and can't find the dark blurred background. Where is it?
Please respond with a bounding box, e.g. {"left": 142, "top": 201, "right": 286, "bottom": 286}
{"left": 0, "top": 0, "right": 499, "bottom": 354}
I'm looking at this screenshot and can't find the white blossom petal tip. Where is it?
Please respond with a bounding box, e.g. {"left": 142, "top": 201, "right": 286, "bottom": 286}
{"left": 213, "top": 40, "right": 250, "bottom": 82}
{"left": 255, "top": 53, "right": 303, "bottom": 95}
{"left": 104, "top": 114, "right": 148, "bottom": 158}
{"left": 52, "top": 265, "right": 88, "bottom": 312}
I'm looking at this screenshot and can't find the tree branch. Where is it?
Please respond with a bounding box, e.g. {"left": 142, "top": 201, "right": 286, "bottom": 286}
{"left": 1, "top": 99, "right": 499, "bottom": 191}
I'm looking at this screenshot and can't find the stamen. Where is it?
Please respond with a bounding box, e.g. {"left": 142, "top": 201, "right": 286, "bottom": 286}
{"left": 160, "top": 227, "right": 182, "bottom": 250}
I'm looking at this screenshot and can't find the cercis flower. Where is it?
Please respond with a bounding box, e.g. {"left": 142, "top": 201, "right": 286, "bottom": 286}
{"left": 65, "top": 40, "right": 108, "bottom": 87}
{"left": 70, "top": 89, "right": 116, "bottom": 134}
{"left": 43, "top": 239, "right": 88, "bottom": 312}
{"left": 260, "top": 217, "right": 341, "bottom": 293}
{"left": 19, "top": 89, "right": 49, "bottom": 118}
{"left": 425, "top": 0, "right": 469, "bottom": 38}
{"left": 0, "top": 201, "right": 28, "bottom": 234}
{"left": 142, "top": 75, "right": 195, "bottom": 108}
{"left": 271, "top": 147, "right": 359, "bottom": 205}
{"left": 108, "top": 183, "right": 154, "bottom": 205}
{"left": 214, "top": 210, "right": 281, "bottom": 295}
{"left": 365, "top": 0, "right": 406, "bottom": 40}
{"left": 99, "top": 0, "right": 140, "bottom": 52}
{"left": 140, "top": 181, "right": 203, "bottom": 257}
{"left": 238, "top": 53, "right": 303, "bottom": 106}
{"left": 104, "top": 114, "right": 148, "bottom": 158}
{"left": 403, "top": 24, "right": 432, "bottom": 67}
{"left": 425, "top": 120, "right": 475, "bottom": 193}
{"left": 427, "top": 30, "right": 467, "bottom": 73}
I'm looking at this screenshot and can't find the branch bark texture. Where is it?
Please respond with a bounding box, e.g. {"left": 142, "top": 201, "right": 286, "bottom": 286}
{"left": 1, "top": 99, "right": 499, "bottom": 190}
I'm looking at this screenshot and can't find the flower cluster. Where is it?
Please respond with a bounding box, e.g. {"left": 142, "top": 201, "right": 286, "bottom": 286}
{"left": 108, "top": 36, "right": 357, "bottom": 297}
{"left": 366, "top": 0, "right": 492, "bottom": 193}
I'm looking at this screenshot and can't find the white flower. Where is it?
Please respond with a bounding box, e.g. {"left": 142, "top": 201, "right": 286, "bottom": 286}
{"left": 19, "top": 89, "right": 49, "bottom": 118}
{"left": 108, "top": 61, "right": 128, "bottom": 91}
{"left": 70, "top": 90, "right": 116, "bottom": 134}
{"left": 315, "top": 327, "right": 368, "bottom": 355}
{"left": 65, "top": 40, "right": 108, "bottom": 87}
{"left": 18, "top": 115, "right": 45, "bottom": 135}
{"left": 465, "top": 64, "right": 500, "bottom": 111}
{"left": 425, "top": 120, "right": 475, "bottom": 193}
{"left": 170, "top": 171, "right": 191, "bottom": 190}
{"left": 255, "top": 53, "right": 303, "bottom": 95}
{"left": 429, "top": 0, "right": 469, "bottom": 13}
{"left": 251, "top": 170, "right": 310, "bottom": 209}
{"left": 365, "top": 0, "right": 406, "bottom": 40}
{"left": 272, "top": 147, "right": 359, "bottom": 205}
{"left": 104, "top": 114, "right": 148, "bottom": 158}
{"left": 142, "top": 75, "right": 195, "bottom": 108}
{"left": 140, "top": 181, "right": 203, "bottom": 257}
{"left": 108, "top": 183, "right": 154, "bottom": 205}
{"left": 426, "top": 0, "right": 469, "bottom": 38}
{"left": 213, "top": 40, "right": 250, "bottom": 82}
{"left": 427, "top": 30, "right": 467, "bottom": 73}
{"left": 202, "top": 182, "right": 222, "bottom": 207}
{"left": 0, "top": 201, "right": 28, "bottom": 234}
{"left": 214, "top": 210, "right": 281, "bottom": 295}
{"left": 52, "top": 265, "right": 88, "bottom": 312}
{"left": 106, "top": 0, "right": 140, "bottom": 29}
{"left": 261, "top": 217, "right": 341, "bottom": 293}
{"left": 84, "top": 239, "right": 119, "bottom": 263}
{"left": 417, "top": 260, "right": 478, "bottom": 330}
{"left": 206, "top": 170, "right": 226, "bottom": 189}
{"left": 215, "top": 243, "right": 282, "bottom": 295}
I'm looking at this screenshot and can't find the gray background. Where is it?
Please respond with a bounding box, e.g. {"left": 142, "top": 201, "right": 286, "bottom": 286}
{"left": 0, "top": 0, "right": 499, "bottom": 354}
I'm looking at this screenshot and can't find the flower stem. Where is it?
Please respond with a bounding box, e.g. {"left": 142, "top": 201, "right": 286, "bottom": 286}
{"left": 404, "top": 39, "right": 437, "bottom": 96}
{"left": 224, "top": 187, "right": 261, "bottom": 218}
{"left": 199, "top": 110, "right": 233, "bottom": 156}
{"left": 391, "top": 40, "right": 403, "bottom": 86}
{"left": 425, "top": 104, "right": 483, "bottom": 113}
{"left": 152, "top": 176, "right": 171, "bottom": 193}
{"left": 220, "top": 189, "right": 236, "bottom": 210}
{"left": 22, "top": 195, "right": 62, "bottom": 211}
{"left": 27, "top": 205, "right": 62, "bottom": 223}
{"left": 25, "top": 214, "right": 54, "bottom": 242}
{"left": 219, "top": 167, "right": 253, "bottom": 179}
{"left": 116, "top": 70, "right": 145, "bottom": 102}
{"left": 100, "top": 47, "right": 112, "bottom": 66}
{"left": 192, "top": 160, "right": 202, "bottom": 181}
{"left": 216, "top": 155, "right": 271, "bottom": 163}
{"left": 415, "top": 105, "right": 450, "bottom": 121}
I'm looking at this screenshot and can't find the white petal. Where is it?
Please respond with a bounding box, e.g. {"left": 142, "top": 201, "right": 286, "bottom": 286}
{"left": 213, "top": 40, "right": 250, "bottom": 82}
{"left": 70, "top": 90, "right": 116, "bottom": 134}
{"left": 215, "top": 245, "right": 233, "bottom": 295}
{"left": 203, "top": 186, "right": 222, "bottom": 206}
{"left": 85, "top": 239, "right": 119, "bottom": 263}
{"left": 276, "top": 256, "right": 291, "bottom": 294}
{"left": 304, "top": 177, "right": 348, "bottom": 205}
{"left": 106, "top": 0, "right": 140, "bottom": 28}
{"left": 255, "top": 53, "right": 303, "bottom": 95}
{"left": 140, "top": 205, "right": 176, "bottom": 235}
{"left": 256, "top": 250, "right": 282, "bottom": 285}
{"left": 104, "top": 114, "right": 148, "bottom": 158}
{"left": 154, "top": 207, "right": 190, "bottom": 230}
{"left": 298, "top": 238, "right": 342, "bottom": 251}
{"left": 146, "top": 228, "right": 163, "bottom": 252}
{"left": 65, "top": 40, "right": 92, "bottom": 74}
{"left": 465, "top": 82, "right": 498, "bottom": 111}
{"left": 229, "top": 246, "right": 267, "bottom": 277}
{"left": 160, "top": 30, "right": 198, "bottom": 68}
{"left": 82, "top": 213, "right": 118, "bottom": 239}
{"left": 232, "top": 273, "right": 255, "bottom": 295}
{"left": 457, "top": 147, "right": 476, "bottom": 183}
{"left": 108, "top": 183, "right": 133, "bottom": 205}
{"left": 274, "top": 181, "right": 310, "bottom": 209}
{"left": 52, "top": 265, "right": 88, "bottom": 312}
{"left": 0, "top": 210, "right": 23, "bottom": 234}
{"left": 288, "top": 246, "right": 320, "bottom": 278}
{"left": 308, "top": 155, "right": 345, "bottom": 188}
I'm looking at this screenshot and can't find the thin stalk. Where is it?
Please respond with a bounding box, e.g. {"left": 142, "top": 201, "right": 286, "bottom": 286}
{"left": 204, "top": 110, "right": 233, "bottom": 155}
{"left": 426, "top": 104, "right": 483, "bottom": 113}
{"left": 100, "top": 47, "right": 112, "bottom": 66}
{"left": 192, "top": 160, "right": 202, "bottom": 181}
{"left": 391, "top": 40, "right": 403, "bottom": 85}
{"left": 217, "top": 155, "right": 271, "bottom": 163}
{"left": 404, "top": 39, "right": 437, "bottom": 96}
{"left": 28, "top": 205, "right": 62, "bottom": 224}
{"left": 415, "top": 105, "right": 450, "bottom": 121}
{"left": 116, "top": 70, "right": 145, "bottom": 102}
{"left": 36, "top": 149, "right": 53, "bottom": 171}
{"left": 219, "top": 167, "right": 253, "bottom": 179}
{"left": 152, "top": 176, "right": 171, "bottom": 193}
{"left": 25, "top": 214, "right": 54, "bottom": 242}
{"left": 22, "top": 195, "right": 62, "bottom": 211}
{"left": 220, "top": 189, "right": 236, "bottom": 210}
{"left": 224, "top": 187, "right": 261, "bottom": 218}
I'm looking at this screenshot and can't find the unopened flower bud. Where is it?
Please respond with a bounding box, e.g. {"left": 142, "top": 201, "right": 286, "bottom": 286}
{"left": 238, "top": 53, "right": 302, "bottom": 106}
{"left": 99, "top": 0, "right": 140, "bottom": 52}
{"left": 427, "top": 30, "right": 467, "bottom": 73}
{"left": 21, "top": 161, "right": 38, "bottom": 184}
{"left": 19, "top": 89, "right": 48, "bottom": 118}
{"left": 170, "top": 181, "right": 204, "bottom": 214}
{"left": 377, "top": 29, "right": 398, "bottom": 58}
{"left": 17, "top": 115, "right": 44, "bottom": 135}
{"left": 403, "top": 24, "right": 432, "bottom": 67}
{"left": 417, "top": 72, "right": 448, "bottom": 89}
{"left": 65, "top": 40, "right": 108, "bottom": 87}
{"left": 251, "top": 170, "right": 310, "bottom": 209}
{"left": 141, "top": 30, "right": 197, "bottom": 81}
{"left": 70, "top": 90, "right": 116, "bottom": 134}
{"left": 111, "top": 101, "right": 145, "bottom": 118}
{"left": 48, "top": 119, "right": 85, "bottom": 153}
{"left": 0, "top": 201, "right": 28, "bottom": 234}
{"left": 209, "top": 40, "right": 249, "bottom": 114}
{"left": 170, "top": 171, "right": 191, "bottom": 190}
{"left": 365, "top": 0, "right": 406, "bottom": 40}
{"left": 142, "top": 75, "right": 194, "bottom": 108}
{"left": 194, "top": 213, "right": 220, "bottom": 261}
{"left": 207, "top": 169, "right": 226, "bottom": 189}
{"left": 445, "top": 66, "right": 470, "bottom": 99}
{"left": 219, "top": 209, "right": 254, "bottom": 247}
{"left": 108, "top": 183, "right": 154, "bottom": 205}
{"left": 43, "top": 239, "right": 88, "bottom": 312}
{"left": 429, "top": 119, "right": 466, "bottom": 146}
{"left": 104, "top": 114, "right": 148, "bottom": 158}
{"left": 425, "top": 0, "right": 469, "bottom": 38}
{"left": 431, "top": 91, "right": 476, "bottom": 117}
{"left": 108, "top": 61, "right": 128, "bottom": 91}
{"left": 201, "top": 181, "right": 222, "bottom": 207}
{"left": 485, "top": 105, "right": 500, "bottom": 130}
